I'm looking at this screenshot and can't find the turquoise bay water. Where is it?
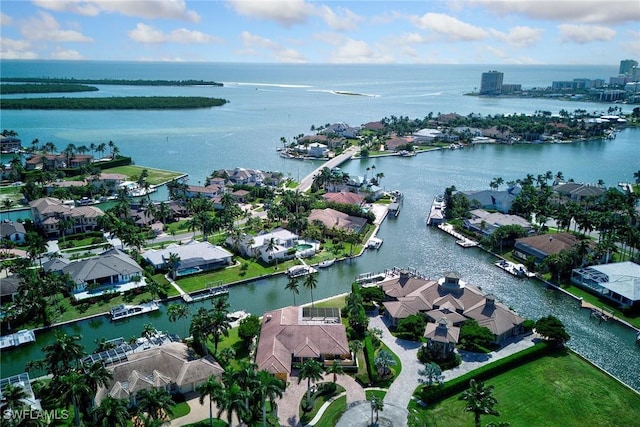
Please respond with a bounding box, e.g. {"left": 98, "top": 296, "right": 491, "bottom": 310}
{"left": 1, "top": 62, "right": 639, "bottom": 390}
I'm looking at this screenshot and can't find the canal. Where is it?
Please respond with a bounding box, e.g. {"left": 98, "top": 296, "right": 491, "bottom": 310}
{"left": 2, "top": 128, "right": 639, "bottom": 392}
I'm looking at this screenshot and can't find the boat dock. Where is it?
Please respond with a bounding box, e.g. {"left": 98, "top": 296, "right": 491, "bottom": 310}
{"left": 437, "top": 223, "right": 478, "bottom": 248}
{"left": 110, "top": 301, "right": 160, "bottom": 321}
{"left": 183, "top": 284, "right": 229, "bottom": 303}
{"left": 388, "top": 202, "right": 400, "bottom": 217}
{"left": 426, "top": 195, "right": 445, "bottom": 226}
{"left": 581, "top": 300, "right": 616, "bottom": 323}
{"left": 0, "top": 329, "right": 36, "bottom": 350}
{"left": 495, "top": 259, "right": 535, "bottom": 278}
{"left": 355, "top": 267, "right": 402, "bottom": 285}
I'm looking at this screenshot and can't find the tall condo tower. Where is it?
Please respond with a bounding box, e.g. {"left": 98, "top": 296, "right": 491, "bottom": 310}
{"left": 480, "top": 71, "right": 504, "bottom": 95}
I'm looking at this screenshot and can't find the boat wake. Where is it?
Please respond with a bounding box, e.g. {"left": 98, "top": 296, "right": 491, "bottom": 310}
{"left": 308, "top": 89, "right": 379, "bottom": 97}
{"left": 226, "top": 82, "right": 313, "bottom": 89}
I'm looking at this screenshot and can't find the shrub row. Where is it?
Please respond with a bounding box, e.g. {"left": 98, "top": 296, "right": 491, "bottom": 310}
{"left": 418, "top": 341, "right": 552, "bottom": 403}
{"left": 363, "top": 335, "right": 377, "bottom": 384}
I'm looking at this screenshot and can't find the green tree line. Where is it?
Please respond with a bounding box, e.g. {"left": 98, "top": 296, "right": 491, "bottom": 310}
{"left": 0, "top": 96, "right": 228, "bottom": 110}
{"left": 1, "top": 77, "right": 223, "bottom": 86}
{"left": 1, "top": 83, "right": 99, "bottom": 94}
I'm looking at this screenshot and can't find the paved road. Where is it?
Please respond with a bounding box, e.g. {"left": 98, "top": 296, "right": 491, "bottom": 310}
{"left": 296, "top": 146, "right": 359, "bottom": 192}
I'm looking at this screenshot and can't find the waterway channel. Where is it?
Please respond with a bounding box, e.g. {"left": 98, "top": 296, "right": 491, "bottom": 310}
{"left": 2, "top": 129, "right": 639, "bottom": 392}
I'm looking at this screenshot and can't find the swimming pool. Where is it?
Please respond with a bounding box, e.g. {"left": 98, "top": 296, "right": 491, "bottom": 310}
{"left": 295, "top": 244, "right": 313, "bottom": 251}
{"left": 176, "top": 267, "right": 202, "bottom": 277}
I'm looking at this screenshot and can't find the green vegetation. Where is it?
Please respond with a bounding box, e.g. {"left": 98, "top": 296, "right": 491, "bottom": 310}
{"left": 1, "top": 96, "right": 228, "bottom": 110}
{"left": 416, "top": 351, "right": 640, "bottom": 427}
{"left": 1, "top": 77, "right": 223, "bottom": 86}
{"left": 102, "top": 165, "right": 184, "bottom": 186}
{"left": 0, "top": 83, "right": 98, "bottom": 94}
{"left": 299, "top": 383, "right": 345, "bottom": 425}
{"left": 312, "top": 395, "right": 347, "bottom": 427}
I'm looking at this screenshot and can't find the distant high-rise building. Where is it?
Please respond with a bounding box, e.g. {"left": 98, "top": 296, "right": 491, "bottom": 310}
{"left": 619, "top": 59, "right": 638, "bottom": 76}
{"left": 480, "top": 71, "right": 503, "bottom": 95}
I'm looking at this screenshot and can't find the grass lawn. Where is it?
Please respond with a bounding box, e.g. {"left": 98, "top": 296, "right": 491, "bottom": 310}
{"left": 299, "top": 384, "right": 346, "bottom": 425}
{"left": 365, "top": 389, "right": 387, "bottom": 401}
{"left": 416, "top": 351, "right": 640, "bottom": 427}
{"left": 560, "top": 283, "right": 640, "bottom": 329}
{"left": 313, "top": 395, "right": 347, "bottom": 427}
{"left": 314, "top": 294, "right": 347, "bottom": 308}
{"left": 102, "top": 165, "right": 184, "bottom": 185}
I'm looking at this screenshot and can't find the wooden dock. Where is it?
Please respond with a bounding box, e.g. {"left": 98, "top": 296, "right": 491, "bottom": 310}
{"left": 581, "top": 300, "right": 615, "bottom": 322}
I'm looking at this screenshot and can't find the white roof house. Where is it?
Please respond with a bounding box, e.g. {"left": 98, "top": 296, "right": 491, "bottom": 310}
{"left": 571, "top": 261, "right": 640, "bottom": 308}
{"left": 143, "top": 240, "right": 233, "bottom": 276}
{"left": 231, "top": 228, "right": 299, "bottom": 263}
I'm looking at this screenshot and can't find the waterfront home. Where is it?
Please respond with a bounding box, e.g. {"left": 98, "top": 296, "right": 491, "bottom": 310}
{"left": 571, "top": 261, "right": 640, "bottom": 309}
{"left": 95, "top": 172, "right": 127, "bottom": 192}
{"left": 0, "top": 221, "right": 26, "bottom": 244}
{"left": 184, "top": 183, "right": 225, "bottom": 200}
{"left": 379, "top": 271, "right": 524, "bottom": 344}
{"left": 307, "top": 142, "right": 329, "bottom": 158}
{"left": 95, "top": 342, "right": 224, "bottom": 408}
{"left": 0, "top": 134, "right": 21, "bottom": 153}
{"left": 463, "top": 209, "right": 532, "bottom": 236}
{"left": 143, "top": 240, "right": 233, "bottom": 278}
{"left": 45, "top": 248, "right": 145, "bottom": 300}
{"left": 321, "top": 122, "right": 360, "bottom": 138}
{"left": 513, "top": 232, "right": 582, "bottom": 264}
{"left": 29, "top": 197, "right": 104, "bottom": 238}
{"left": 461, "top": 186, "right": 521, "bottom": 213}
{"left": 308, "top": 208, "right": 368, "bottom": 235}
{"left": 231, "top": 228, "right": 299, "bottom": 263}
{"left": 384, "top": 136, "right": 414, "bottom": 152}
{"left": 412, "top": 128, "right": 443, "bottom": 143}
{"left": 553, "top": 182, "right": 606, "bottom": 201}
{"left": 255, "top": 306, "right": 351, "bottom": 382}
{"left": 0, "top": 373, "right": 42, "bottom": 412}
{"left": 322, "top": 191, "right": 365, "bottom": 206}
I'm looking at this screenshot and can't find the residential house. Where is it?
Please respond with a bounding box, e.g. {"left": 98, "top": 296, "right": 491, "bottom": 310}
{"left": 424, "top": 318, "right": 460, "bottom": 359}
{"left": 322, "top": 191, "right": 364, "bottom": 206}
{"left": 143, "top": 240, "right": 233, "bottom": 278}
{"left": 227, "top": 167, "right": 265, "bottom": 186}
{"left": 0, "top": 135, "right": 21, "bottom": 153}
{"left": 464, "top": 209, "right": 532, "bottom": 236}
{"left": 184, "top": 184, "right": 225, "bottom": 200}
{"left": 95, "top": 342, "right": 224, "bottom": 407}
{"left": 384, "top": 136, "right": 414, "bottom": 152}
{"left": 308, "top": 208, "right": 367, "bottom": 235}
{"left": 46, "top": 248, "right": 145, "bottom": 299}
{"left": 95, "top": 173, "right": 127, "bottom": 193}
{"left": 29, "top": 197, "right": 104, "bottom": 237}
{"left": 0, "top": 274, "right": 20, "bottom": 305}
{"left": 255, "top": 306, "right": 351, "bottom": 382}
{"left": 307, "top": 143, "right": 329, "bottom": 158}
{"left": 321, "top": 122, "right": 360, "bottom": 138}
{"left": 513, "top": 232, "right": 581, "bottom": 264}
{"left": 380, "top": 271, "right": 524, "bottom": 344}
{"left": 362, "top": 121, "right": 385, "bottom": 132}
{"left": 0, "top": 373, "right": 42, "bottom": 412}
{"left": 571, "top": 261, "right": 640, "bottom": 308}
{"left": 231, "top": 189, "right": 250, "bottom": 203}
{"left": 553, "top": 182, "right": 606, "bottom": 201}
{"left": 461, "top": 186, "right": 522, "bottom": 213}
{"left": 231, "top": 228, "right": 299, "bottom": 263}
{"left": 412, "top": 129, "right": 442, "bottom": 144}
{"left": 0, "top": 221, "right": 26, "bottom": 244}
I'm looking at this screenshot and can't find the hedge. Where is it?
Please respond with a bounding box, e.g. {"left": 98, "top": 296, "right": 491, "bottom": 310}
{"left": 363, "top": 335, "right": 377, "bottom": 384}
{"left": 417, "top": 341, "right": 552, "bottom": 403}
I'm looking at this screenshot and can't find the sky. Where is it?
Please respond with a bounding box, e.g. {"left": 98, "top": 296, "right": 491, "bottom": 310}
{"left": 1, "top": 0, "right": 639, "bottom": 64}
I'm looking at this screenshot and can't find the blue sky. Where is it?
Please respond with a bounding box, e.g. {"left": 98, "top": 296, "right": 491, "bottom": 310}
{"left": 1, "top": 0, "right": 638, "bottom": 64}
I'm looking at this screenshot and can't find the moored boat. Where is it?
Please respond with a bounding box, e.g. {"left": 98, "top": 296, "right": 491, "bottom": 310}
{"left": 110, "top": 302, "right": 160, "bottom": 321}
{"left": 317, "top": 259, "right": 335, "bottom": 268}
{"left": 287, "top": 265, "right": 317, "bottom": 277}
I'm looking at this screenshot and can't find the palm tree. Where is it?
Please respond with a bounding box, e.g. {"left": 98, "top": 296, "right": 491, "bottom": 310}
{"left": 190, "top": 307, "right": 213, "bottom": 355}
{"left": 58, "top": 216, "right": 75, "bottom": 244}
{"left": 326, "top": 359, "right": 344, "bottom": 383}
{"left": 1, "top": 382, "right": 28, "bottom": 415}
{"left": 370, "top": 397, "right": 384, "bottom": 425}
{"left": 218, "top": 383, "right": 249, "bottom": 427}
{"left": 83, "top": 360, "right": 113, "bottom": 418}
{"left": 303, "top": 272, "right": 318, "bottom": 307}
{"left": 265, "top": 237, "right": 278, "bottom": 268}
{"left": 285, "top": 276, "right": 300, "bottom": 305}
{"left": 298, "top": 358, "right": 324, "bottom": 403}
{"left": 166, "top": 252, "right": 181, "bottom": 279}
{"left": 256, "top": 370, "right": 284, "bottom": 427}
{"left": 459, "top": 379, "right": 500, "bottom": 427}
{"left": 167, "top": 303, "right": 190, "bottom": 338}
{"left": 91, "top": 396, "right": 130, "bottom": 427}
{"left": 418, "top": 362, "right": 443, "bottom": 386}
{"left": 136, "top": 388, "right": 174, "bottom": 423}
{"left": 374, "top": 350, "right": 396, "bottom": 378}
{"left": 39, "top": 331, "right": 86, "bottom": 377}
{"left": 197, "top": 376, "right": 225, "bottom": 427}
{"left": 25, "top": 232, "right": 47, "bottom": 267}
{"left": 141, "top": 323, "right": 156, "bottom": 340}
{"left": 58, "top": 371, "right": 91, "bottom": 426}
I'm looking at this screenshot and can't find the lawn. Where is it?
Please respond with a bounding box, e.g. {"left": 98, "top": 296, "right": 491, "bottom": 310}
{"left": 313, "top": 395, "right": 347, "bottom": 427}
{"left": 416, "top": 351, "right": 640, "bottom": 427}
{"left": 102, "top": 165, "right": 184, "bottom": 185}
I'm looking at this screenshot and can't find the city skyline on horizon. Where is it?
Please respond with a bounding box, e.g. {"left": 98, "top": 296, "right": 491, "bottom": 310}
{"left": 1, "top": 0, "right": 639, "bottom": 65}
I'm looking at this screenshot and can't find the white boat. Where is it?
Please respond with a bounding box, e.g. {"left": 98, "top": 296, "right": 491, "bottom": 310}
{"left": 367, "top": 237, "right": 383, "bottom": 250}
{"left": 495, "top": 260, "right": 535, "bottom": 278}
{"left": 287, "top": 265, "right": 317, "bottom": 278}
{"left": 110, "top": 302, "right": 160, "bottom": 321}
{"left": 317, "top": 259, "right": 335, "bottom": 268}
{"left": 0, "top": 329, "right": 36, "bottom": 350}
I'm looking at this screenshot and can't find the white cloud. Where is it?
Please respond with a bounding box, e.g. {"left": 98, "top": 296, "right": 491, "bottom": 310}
{"left": 33, "top": 0, "right": 200, "bottom": 22}
{"left": 228, "top": 0, "right": 314, "bottom": 28}
{"left": 1, "top": 12, "right": 12, "bottom": 25}
{"left": 558, "top": 24, "right": 616, "bottom": 44}
{"left": 128, "top": 23, "right": 220, "bottom": 44}
{"left": 622, "top": 30, "right": 640, "bottom": 57}
{"left": 50, "top": 47, "right": 84, "bottom": 60}
{"left": 470, "top": 0, "right": 640, "bottom": 24}
{"left": 315, "top": 33, "right": 394, "bottom": 63}
{"left": 411, "top": 13, "right": 489, "bottom": 41}
{"left": 0, "top": 38, "right": 38, "bottom": 59}
{"left": 21, "top": 11, "right": 93, "bottom": 42}
{"left": 240, "top": 31, "right": 306, "bottom": 62}
{"left": 317, "top": 5, "right": 362, "bottom": 31}
{"left": 490, "top": 26, "right": 543, "bottom": 47}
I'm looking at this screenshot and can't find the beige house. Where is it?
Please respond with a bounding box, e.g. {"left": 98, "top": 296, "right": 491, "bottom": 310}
{"left": 255, "top": 306, "right": 352, "bottom": 382}
{"left": 380, "top": 271, "right": 524, "bottom": 344}
{"left": 29, "top": 197, "right": 104, "bottom": 237}
{"left": 95, "top": 342, "right": 224, "bottom": 407}
{"left": 308, "top": 208, "right": 367, "bottom": 234}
